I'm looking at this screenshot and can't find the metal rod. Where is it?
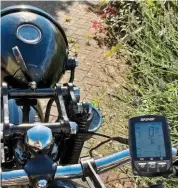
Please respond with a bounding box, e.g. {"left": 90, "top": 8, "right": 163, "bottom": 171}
{"left": 44, "top": 98, "right": 55, "bottom": 122}
{"left": 2, "top": 83, "right": 9, "bottom": 126}
{"left": 8, "top": 88, "right": 56, "bottom": 98}
{"left": 2, "top": 122, "right": 71, "bottom": 135}
{"left": 55, "top": 84, "right": 69, "bottom": 123}
{"left": 8, "top": 86, "right": 79, "bottom": 99}
{"left": 2, "top": 170, "right": 30, "bottom": 186}
{"left": 95, "top": 149, "right": 130, "bottom": 168}
{"left": 98, "top": 158, "right": 131, "bottom": 174}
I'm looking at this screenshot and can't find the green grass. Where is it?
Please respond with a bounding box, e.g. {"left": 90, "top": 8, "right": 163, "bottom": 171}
{"left": 120, "top": 2, "right": 178, "bottom": 187}
{"left": 126, "top": 1, "right": 178, "bottom": 144}
{"left": 96, "top": 1, "right": 178, "bottom": 187}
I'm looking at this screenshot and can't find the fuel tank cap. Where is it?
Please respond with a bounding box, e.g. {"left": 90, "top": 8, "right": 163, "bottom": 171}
{"left": 17, "top": 24, "right": 42, "bottom": 44}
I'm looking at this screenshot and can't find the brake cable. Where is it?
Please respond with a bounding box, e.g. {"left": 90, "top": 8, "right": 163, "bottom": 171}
{"left": 85, "top": 132, "right": 128, "bottom": 157}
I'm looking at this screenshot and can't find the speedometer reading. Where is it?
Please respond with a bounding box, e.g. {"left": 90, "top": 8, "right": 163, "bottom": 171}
{"left": 135, "top": 122, "right": 166, "bottom": 158}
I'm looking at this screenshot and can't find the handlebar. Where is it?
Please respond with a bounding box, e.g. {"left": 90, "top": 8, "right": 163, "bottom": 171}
{"left": 1, "top": 148, "right": 177, "bottom": 187}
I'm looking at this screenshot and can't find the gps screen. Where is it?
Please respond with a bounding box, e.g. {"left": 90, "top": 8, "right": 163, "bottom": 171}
{"left": 135, "top": 122, "right": 166, "bottom": 158}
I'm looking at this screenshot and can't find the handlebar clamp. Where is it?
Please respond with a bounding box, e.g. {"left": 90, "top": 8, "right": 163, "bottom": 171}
{"left": 80, "top": 157, "right": 97, "bottom": 179}
{"left": 80, "top": 157, "right": 106, "bottom": 188}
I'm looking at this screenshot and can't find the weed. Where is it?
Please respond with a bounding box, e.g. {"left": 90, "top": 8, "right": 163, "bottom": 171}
{"left": 68, "top": 37, "right": 75, "bottom": 44}
{"left": 92, "top": 96, "right": 102, "bottom": 108}
{"left": 65, "top": 16, "right": 71, "bottom": 23}
{"left": 85, "top": 33, "right": 91, "bottom": 46}
{"left": 73, "top": 43, "right": 78, "bottom": 56}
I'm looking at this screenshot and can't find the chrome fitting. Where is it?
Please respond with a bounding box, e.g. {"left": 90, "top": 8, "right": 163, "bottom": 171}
{"left": 70, "top": 122, "right": 78, "bottom": 134}
{"left": 25, "top": 125, "right": 53, "bottom": 154}
{"left": 74, "top": 87, "right": 80, "bottom": 102}
{"left": 36, "top": 179, "right": 48, "bottom": 188}
{"left": 29, "top": 81, "right": 37, "bottom": 90}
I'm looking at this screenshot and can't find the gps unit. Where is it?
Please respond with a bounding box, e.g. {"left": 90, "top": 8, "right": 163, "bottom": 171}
{"left": 129, "top": 115, "right": 172, "bottom": 176}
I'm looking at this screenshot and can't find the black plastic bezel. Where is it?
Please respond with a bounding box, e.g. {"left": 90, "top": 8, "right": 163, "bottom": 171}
{"left": 129, "top": 115, "right": 172, "bottom": 176}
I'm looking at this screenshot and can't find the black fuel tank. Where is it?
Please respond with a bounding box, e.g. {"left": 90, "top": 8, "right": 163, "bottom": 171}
{"left": 1, "top": 6, "right": 68, "bottom": 88}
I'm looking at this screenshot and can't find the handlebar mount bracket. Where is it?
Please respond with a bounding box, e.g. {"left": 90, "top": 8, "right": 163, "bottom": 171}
{"left": 80, "top": 156, "right": 106, "bottom": 188}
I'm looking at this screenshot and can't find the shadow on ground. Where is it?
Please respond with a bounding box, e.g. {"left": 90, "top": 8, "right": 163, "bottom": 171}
{"left": 1, "top": 1, "right": 97, "bottom": 18}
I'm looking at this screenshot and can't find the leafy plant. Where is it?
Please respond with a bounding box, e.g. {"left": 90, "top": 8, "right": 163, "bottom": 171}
{"left": 85, "top": 33, "right": 92, "bottom": 46}
{"left": 92, "top": 96, "right": 102, "bottom": 108}
{"left": 98, "top": 0, "right": 109, "bottom": 8}
{"left": 104, "top": 42, "right": 123, "bottom": 57}
{"left": 73, "top": 43, "right": 78, "bottom": 56}
{"left": 68, "top": 37, "right": 75, "bottom": 44}
{"left": 95, "top": 1, "right": 178, "bottom": 187}
{"left": 65, "top": 16, "right": 71, "bottom": 22}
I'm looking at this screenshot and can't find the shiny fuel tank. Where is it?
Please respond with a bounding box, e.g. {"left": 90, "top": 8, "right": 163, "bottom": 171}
{"left": 1, "top": 6, "right": 69, "bottom": 88}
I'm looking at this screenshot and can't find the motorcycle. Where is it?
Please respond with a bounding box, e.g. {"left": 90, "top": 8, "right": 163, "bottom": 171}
{"left": 1, "top": 5, "right": 178, "bottom": 188}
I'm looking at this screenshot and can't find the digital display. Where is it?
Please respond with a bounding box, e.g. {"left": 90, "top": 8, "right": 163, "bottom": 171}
{"left": 135, "top": 122, "right": 166, "bottom": 158}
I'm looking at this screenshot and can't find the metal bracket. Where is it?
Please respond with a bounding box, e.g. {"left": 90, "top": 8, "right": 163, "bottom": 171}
{"left": 80, "top": 157, "right": 106, "bottom": 188}
{"left": 2, "top": 82, "right": 9, "bottom": 130}
{"left": 1, "top": 82, "right": 9, "bottom": 162}
{"left": 68, "top": 83, "right": 78, "bottom": 113}
{"left": 55, "top": 84, "right": 69, "bottom": 124}
{"left": 66, "top": 57, "right": 78, "bottom": 71}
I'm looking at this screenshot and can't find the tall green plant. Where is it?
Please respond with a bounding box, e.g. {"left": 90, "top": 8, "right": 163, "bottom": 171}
{"left": 99, "top": 1, "right": 178, "bottom": 187}
{"left": 126, "top": 2, "right": 178, "bottom": 187}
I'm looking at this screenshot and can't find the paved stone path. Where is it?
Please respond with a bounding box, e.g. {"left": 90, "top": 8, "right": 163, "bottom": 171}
{"left": 55, "top": 1, "right": 125, "bottom": 100}
{"left": 2, "top": 1, "right": 126, "bottom": 118}
{"left": 41, "top": 1, "right": 126, "bottom": 119}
